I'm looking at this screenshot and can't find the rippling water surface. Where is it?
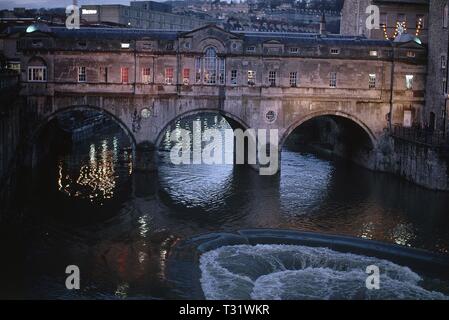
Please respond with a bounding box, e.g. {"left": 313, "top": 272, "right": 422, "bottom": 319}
{"left": 200, "top": 245, "right": 449, "bottom": 300}
{"left": 1, "top": 113, "right": 449, "bottom": 299}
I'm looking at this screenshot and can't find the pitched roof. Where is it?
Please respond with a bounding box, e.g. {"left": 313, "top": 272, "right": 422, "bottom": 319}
{"left": 1, "top": 24, "right": 403, "bottom": 48}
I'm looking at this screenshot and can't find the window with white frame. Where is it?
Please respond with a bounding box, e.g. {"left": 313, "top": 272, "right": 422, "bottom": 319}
{"left": 195, "top": 48, "right": 225, "bottom": 85}
{"left": 204, "top": 47, "right": 217, "bottom": 84}
{"left": 268, "top": 71, "right": 276, "bottom": 87}
{"left": 195, "top": 57, "right": 202, "bottom": 83}
{"left": 442, "top": 56, "right": 447, "bottom": 70}
{"left": 290, "top": 72, "right": 298, "bottom": 87}
{"left": 329, "top": 72, "right": 337, "bottom": 88}
{"left": 248, "top": 70, "right": 256, "bottom": 86}
{"left": 330, "top": 48, "right": 340, "bottom": 55}
{"left": 78, "top": 66, "right": 86, "bottom": 82}
{"left": 218, "top": 59, "right": 225, "bottom": 84}
{"left": 369, "top": 74, "right": 376, "bottom": 89}
{"left": 231, "top": 69, "right": 238, "bottom": 85}
{"left": 165, "top": 67, "right": 174, "bottom": 84}
{"left": 28, "top": 66, "right": 47, "bottom": 82}
{"left": 142, "top": 67, "right": 151, "bottom": 84}
{"left": 405, "top": 75, "right": 414, "bottom": 89}
{"left": 289, "top": 47, "right": 298, "bottom": 54}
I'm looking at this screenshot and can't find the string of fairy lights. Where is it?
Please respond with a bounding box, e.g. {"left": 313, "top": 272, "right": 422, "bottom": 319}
{"left": 382, "top": 17, "right": 423, "bottom": 40}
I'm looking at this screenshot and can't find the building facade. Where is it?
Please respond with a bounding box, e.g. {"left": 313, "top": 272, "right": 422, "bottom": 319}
{"left": 341, "top": 0, "right": 429, "bottom": 44}
{"left": 81, "top": 1, "right": 211, "bottom": 30}
{"left": 425, "top": 0, "right": 449, "bottom": 134}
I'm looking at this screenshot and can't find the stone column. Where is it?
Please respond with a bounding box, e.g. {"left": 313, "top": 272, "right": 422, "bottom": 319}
{"left": 134, "top": 142, "right": 158, "bottom": 172}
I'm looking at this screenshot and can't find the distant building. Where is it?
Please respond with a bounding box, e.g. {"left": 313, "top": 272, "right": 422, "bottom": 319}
{"left": 340, "top": 0, "right": 428, "bottom": 44}
{"left": 81, "top": 1, "right": 211, "bottom": 30}
{"left": 424, "top": 0, "right": 448, "bottom": 134}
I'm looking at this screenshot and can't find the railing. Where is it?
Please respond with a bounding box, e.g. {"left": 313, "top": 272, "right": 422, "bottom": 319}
{"left": 391, "top": 124, "right": 448, "bottom": 148}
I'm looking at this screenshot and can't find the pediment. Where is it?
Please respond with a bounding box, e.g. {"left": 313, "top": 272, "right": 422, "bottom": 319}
{"left": 180, "top": 24, "right": 241, "bottom": 41}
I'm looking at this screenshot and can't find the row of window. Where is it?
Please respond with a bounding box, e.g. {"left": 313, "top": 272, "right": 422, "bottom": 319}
{"left": 27, "top": 66, "right": 416, "bottom": 90}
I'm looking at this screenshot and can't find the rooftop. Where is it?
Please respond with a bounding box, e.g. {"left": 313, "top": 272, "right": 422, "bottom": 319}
{"left": 3, "top": 25, "right": 397, "bottom": 47}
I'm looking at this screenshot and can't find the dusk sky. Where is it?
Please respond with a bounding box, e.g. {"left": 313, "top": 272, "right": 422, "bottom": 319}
{"left": 0, "top": 0, "right": 167, "bottom": 10}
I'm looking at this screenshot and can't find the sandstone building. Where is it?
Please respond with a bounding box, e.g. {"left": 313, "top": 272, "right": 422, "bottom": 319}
{"left": 81, "top": 1, "right": 210, "bottom": 30}
{"left": 341, "top": 0, "right": 429, "bottom": 44}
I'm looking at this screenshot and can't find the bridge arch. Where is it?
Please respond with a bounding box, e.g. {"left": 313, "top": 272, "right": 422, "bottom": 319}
{"left": 280, "top": 110, "right": 377, "bottom": 150}
{"left": 31, "top": 105, "right": 137, "bottom": 151}
{"left": 155, "top": 108, "right": 250, "bottom": 148}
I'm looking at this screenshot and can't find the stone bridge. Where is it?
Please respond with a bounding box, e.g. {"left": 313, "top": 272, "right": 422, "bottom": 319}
{"left": 12, "top": 24, "right": 426, "bottom": 172}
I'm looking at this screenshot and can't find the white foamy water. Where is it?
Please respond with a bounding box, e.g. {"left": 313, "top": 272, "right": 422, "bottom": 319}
{"left": 199, "top": 244, "right": 449, "bottom": 300}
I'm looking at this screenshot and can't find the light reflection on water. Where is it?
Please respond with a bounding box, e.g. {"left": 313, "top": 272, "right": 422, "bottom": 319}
{"left": 56, "top": 135, "right": 132, "bottom": 205}
{"left": 2, "top": 113, "right": 449, "bottom": 299}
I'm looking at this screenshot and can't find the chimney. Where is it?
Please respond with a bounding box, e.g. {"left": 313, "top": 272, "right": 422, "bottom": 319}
{"left": 320, "top": 12, "right": 326, "bottom": 35}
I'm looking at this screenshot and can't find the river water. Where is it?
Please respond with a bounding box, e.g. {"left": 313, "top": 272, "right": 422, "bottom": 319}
{"left": 1, "top": 113, "right": 449, "bottom": 299}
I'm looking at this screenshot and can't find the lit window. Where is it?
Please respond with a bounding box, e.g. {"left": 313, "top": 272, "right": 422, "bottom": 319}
{"left": 268, "top": 71, "right": 276, "bottom": 87}
{"left": 289, "top": 72, "right": 298, "bottom": 87}
{"left": 142, "top": 67, "right": 151, "bottom": 84}
{"left": 28, "top": 66, "right": 47, "bottom": 82}
{"left": 406, "top": 51, "right": 416, "bottom": 58}
{"left": 196, "top": 48, "right": 225, "bottom": 85}
{"left": 369, "top": 74, "right": 376, "bottom": 89}
{"left": 121, "top": 67, "right": 129, "bottom": 83}
{"left": 195, "top": 57, "right": 202, "bottom": 83}
{"left": 7, "top": 62, "right": 20, "bottom": 73}
{"left": 78, "top": 66, "right": 86, "bottom": 82}
{"left": 248, "top": 70, "right": 256, "bottom": 86}
{"left": 369, "top": 50, "right": 378, "bottom": 57}
{"left": 329, "top": 72, "right": 337, "bottom": 88}
{"left": 183, "top": 68, "right": 190, "bottom": 85}
{"left": 82, "top": 9, "right": 97, "bottom": 15}
{"left": 231, "top": 70, "right": 238, "bottom": 85}
{"left": 330, "top": 48, "right": 340, "bottom": 55}
{"left": 165, "top": 67, "right": 174, "bottom": 84}
{"left": 405, "top": 75, "right": 414, "bottom": 90}
{"left": 204, "top": 47, "right": 217, "bottom": 84}
{"left": 442, "top": 56, "right": 447, "bottom": 69}
{"left": 121, "top": 43, "right": 130, "bottom": 49}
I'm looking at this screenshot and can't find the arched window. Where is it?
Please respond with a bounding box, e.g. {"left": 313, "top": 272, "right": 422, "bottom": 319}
{"left": 204, "top": 47, "right": 217, "bottom": 84}
{"left": 444, "top": 4, "right": 448, "bottom": 29}
{"left": 195, "top": 47, "right": 225, "bottom": 85}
